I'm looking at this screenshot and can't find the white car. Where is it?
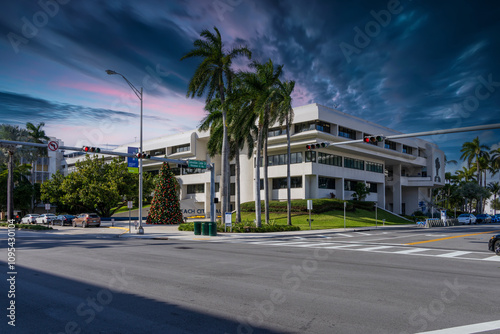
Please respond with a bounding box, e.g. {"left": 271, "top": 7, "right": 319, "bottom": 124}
{"left": 458, "top": 213, "right": 476, "bottom": 225}
{"left": 21, "top": 214, "right": 39, "bottom": 224}
{"left": 35, "top": 214, "right": 57, "bottom": 224}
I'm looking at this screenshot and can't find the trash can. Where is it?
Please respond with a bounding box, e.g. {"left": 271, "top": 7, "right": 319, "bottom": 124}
{"left": 208, "top": 222, "right": 217, "bottom": 236}
{"left": 201, "top": 222, "right": 210, "bottom": 236}
{"left": 194, "top": 221, "right": 202, "bottom": 235}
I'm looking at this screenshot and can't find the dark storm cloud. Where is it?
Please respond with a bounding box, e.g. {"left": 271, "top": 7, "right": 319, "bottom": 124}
{"left": 0, "top": 91, "right": 167, "bottom": 125}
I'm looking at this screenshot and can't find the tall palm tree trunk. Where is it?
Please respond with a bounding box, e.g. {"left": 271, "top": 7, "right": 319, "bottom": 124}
{"left": 255, "top": 127, "right": 263, "bottom": 227}
{"left": 235, "top": 150, "right": 241, "bottom": 223}
{"left": 264, "top": 135, "right": 269, "bottom": 224}
{"left": 7, "top": 150, "right": 14, "bottom": 221}
{"left": 286, "top": 117, "right": 292, "bottom": 225}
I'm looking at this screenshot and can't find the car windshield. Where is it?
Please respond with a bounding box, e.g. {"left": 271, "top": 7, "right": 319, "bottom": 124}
{"left": 89, "top": 214, "right": 99, "bottom": 218}
{"left": 458, "top": 214, "right": 469, "bottom": 217}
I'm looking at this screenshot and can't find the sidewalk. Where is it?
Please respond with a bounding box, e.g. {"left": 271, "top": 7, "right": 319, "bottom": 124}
{"left": 116, "top": 222, "right": 416, "bottom": 241}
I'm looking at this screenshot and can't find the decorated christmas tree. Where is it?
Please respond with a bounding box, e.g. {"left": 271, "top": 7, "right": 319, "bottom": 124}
{"left": 146, "top": 162, "right": 183, "bottom": 224}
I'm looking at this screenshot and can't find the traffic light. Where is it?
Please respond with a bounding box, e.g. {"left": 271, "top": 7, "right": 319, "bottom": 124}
{"left": 363, "top": 136, "right": 384, "bottom": 143}
{"left": 136, "top": 152, "right": 151, "bottom": 159}
{"left": 306, "top": 142, "right": 329, "bottom": 150}
{"left": 82, "top": 146, "right": 101, "bottom": 153}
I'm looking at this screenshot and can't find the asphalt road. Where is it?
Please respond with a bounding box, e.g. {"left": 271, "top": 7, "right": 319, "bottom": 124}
{"left": 1, "top": 224, "right": 500, "bottom": 334}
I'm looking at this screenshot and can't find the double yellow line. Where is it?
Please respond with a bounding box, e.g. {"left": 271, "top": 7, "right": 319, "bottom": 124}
{"left": 406, "top": 229, "right": 500, "bottom": 245}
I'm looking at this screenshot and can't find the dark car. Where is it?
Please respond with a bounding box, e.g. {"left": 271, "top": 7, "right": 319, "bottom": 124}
{"left": 492, "top": 214, "right": 500, "bottom": 223}
{"left": 476, "top": 214, "right": 492, "bottom": 224}
{"left": 73, "top": 213, "right": 101, "bottom": 228}
{"left": 488, "top": 235, "right": 500, "bottom": 256}
{"left": 52, "top": 215, "right": 75, "bottom": 226}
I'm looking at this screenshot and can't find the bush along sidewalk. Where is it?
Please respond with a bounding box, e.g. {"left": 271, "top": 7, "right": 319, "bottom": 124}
{"left": 179, "top": 221, "right": 301, "bottom": 233}
{"left": 0, "top": 223, "right": 53, "bottom": 230}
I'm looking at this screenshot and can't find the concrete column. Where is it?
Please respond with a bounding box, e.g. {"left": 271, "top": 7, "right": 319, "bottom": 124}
{"left": 392, "top": 164, "right": 402, "bottom": 214}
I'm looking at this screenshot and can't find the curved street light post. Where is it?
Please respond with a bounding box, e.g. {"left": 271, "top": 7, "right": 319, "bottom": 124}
{"left": 106, "top": 70, "right": 144, "bottom": 234}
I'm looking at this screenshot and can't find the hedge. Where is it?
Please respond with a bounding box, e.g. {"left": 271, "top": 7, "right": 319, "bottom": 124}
{"left": 240, "top": 199, "right": 376, "bottom": 213}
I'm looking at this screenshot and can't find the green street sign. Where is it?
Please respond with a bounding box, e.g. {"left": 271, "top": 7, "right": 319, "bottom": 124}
{"left": 187, "top": 160, "right": 207, "bottom": 169}
{"left": 128, "top": 167, "right": 139, "bottom": 173}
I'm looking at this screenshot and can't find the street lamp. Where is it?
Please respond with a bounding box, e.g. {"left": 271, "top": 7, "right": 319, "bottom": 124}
{"left": 106, "top": 69, "right": 144, "bottom": 234}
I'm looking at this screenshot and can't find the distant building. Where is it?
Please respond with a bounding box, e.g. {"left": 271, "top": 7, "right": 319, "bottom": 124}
{"left": 64, "top": 103, "right": 445, "bottom": 217}
{"left": 22, "top": 137, "right": 65, "bottom": 183}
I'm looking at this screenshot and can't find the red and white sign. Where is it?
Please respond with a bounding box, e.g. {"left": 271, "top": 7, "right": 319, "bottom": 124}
{"left": 48, "top": 141, "right": 59, "bottom": 151}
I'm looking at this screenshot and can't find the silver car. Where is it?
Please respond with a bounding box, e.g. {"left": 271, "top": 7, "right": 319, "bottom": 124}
{"left": 35, "top": 214, "right": 57, "bottom": 224}
{"left": 21, "top": 214, "right": 39, "bottom": 224}
{"left": 458, "top": 213, "right": 476, "bottom": 225}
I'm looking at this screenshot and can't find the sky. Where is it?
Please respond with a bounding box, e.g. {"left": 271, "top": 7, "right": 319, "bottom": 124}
{"left": 0, "top": 0, "right": 499, "bottom": 178}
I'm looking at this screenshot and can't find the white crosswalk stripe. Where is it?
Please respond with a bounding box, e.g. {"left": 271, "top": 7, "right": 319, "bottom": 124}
{"left": 221, "top": 239, "right": 498, "bottom": 262}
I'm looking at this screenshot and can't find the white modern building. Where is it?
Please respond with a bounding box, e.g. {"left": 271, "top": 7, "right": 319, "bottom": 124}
{"left": 64, "top": 103, "right": 445, "bottom": 218}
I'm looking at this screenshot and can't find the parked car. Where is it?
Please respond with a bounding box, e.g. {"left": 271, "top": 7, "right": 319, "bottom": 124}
{"left": 457, "top": 213, "right": 476, "bottom": 225}
{"left": 492, "top": 214, "right": 500, "bottom": 223}
{"left": 488, "top": 234, "right": 500, "bottom": 255}
{"left": 21, "top": 214, "right": 39, "bottom": 224}
{"left": 476, "top": 214, "right": 492, "bottom": 224}
{"left": 52, "top": 214, "right": 76, "bottom": 226}
{"left": 72, "top": 213, "right": 101, "bottom": 228}
{"left": 35, "top": 213, "right": 57, "bottom": 224}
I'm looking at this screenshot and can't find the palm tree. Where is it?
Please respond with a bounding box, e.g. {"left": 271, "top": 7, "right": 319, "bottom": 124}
{"left": 0, "top": 125, "right": 32, "bottom": 220}
{"left": 490, "top": 147, "right": 500, "bottom": 177}
{"left": 488, "top": 182, "right": 500, "bottom": 215}
{"left": 455, "top": 166, "right": 476, "bottom": 183}
{"left": 181, "top": 26, "right": 251, "bottom": 223}
{"left": 273, "top": 79, "right": 296, "bottom": 225}
{"left": 460, "top": 137, "right": 490, "bottom": 185}
{"left": 239, "top": 59, "right": 283, "bottom": 227}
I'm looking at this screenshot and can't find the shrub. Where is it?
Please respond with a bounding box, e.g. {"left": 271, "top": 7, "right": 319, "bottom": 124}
{"left": 0, "top": 223, "right": 53, "bottom": 230}
{"left": 178, "top": 221, "right": 300, "bottom": 233}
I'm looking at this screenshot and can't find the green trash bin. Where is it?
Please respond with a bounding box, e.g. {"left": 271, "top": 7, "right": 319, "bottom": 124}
{"left": 208, "top": 221, "right": 217, "bottom": 236}
{"left": 194, "top": 221, "right": 202, "bottom": 235}
{"left": 201, "top": 222, "right": 209, "bottom": 236}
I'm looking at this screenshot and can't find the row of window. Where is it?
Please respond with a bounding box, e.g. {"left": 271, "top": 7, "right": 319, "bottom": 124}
{"left": 187, "top": 178, "right": 378, "bottom": 193}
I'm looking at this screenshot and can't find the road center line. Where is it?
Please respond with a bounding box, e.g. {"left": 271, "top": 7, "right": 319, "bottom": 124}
{"left": 406, "top": 229, "right": 500, "bottom": 245}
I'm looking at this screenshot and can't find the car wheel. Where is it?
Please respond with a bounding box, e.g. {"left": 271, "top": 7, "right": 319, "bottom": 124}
{"left": 96, "top": 224, "right": 101, "bottom": 228}
{"left": 495, "top": 241, "right": 500, "bottom": 256}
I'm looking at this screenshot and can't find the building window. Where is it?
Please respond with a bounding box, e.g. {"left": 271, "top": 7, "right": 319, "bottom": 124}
{"left": 402, "top": 145, "right": 413, "bottom": 154}
{"left": 295, "top": 121, "right": 331, "bottom": 134}
{"left": 366, "top": 161, "right": 384, "bottom": 173}
{"left": 344, "top": 157, "right": 364, "bottom": 170}
{"left": 187, "top": 184, "right": 204, "bottom": 194}
{"left": 344, "top": 180, "right": 360, "bottom": 191}
{"left": 338, "top": 126, "right": 356, "bottom": 139}
{"left": 260, "top": 153, "right": 303, "bottom": 167}
{"left": 230, "top": 164, "right": 236, "bottom": 176}
{"left": 305, "top": 151, "right": 316, "bottom": 162}
{"left": 272, "top": 177, "right": 302, "bottom": 189}
{"left": 368, "top": 182, "right": 378, "bottom": 193}
{"left": 148, "top": 148, "right": 166, "bottom": 156}
{"left": 319, "top": 177, "right": 336, "bottom": 189}
{"left": 268, "top": 127, "right": 287, "bottom": 137}
{"left": 318, "top": 152, "right": 342, "bottom": 166}
{"left": 384, "top": 140, "right": 397, "bottom": 150}
{"left": 172, "top": 144, "right": 190, "bottom": 154}
{"left": 230, "top": 183, "right": 235, "bottom": 196}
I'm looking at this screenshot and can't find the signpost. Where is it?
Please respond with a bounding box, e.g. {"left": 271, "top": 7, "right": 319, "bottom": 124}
{"left": 45, "top": 203, "right": 50, "bottom": 213}
{"left": 307, "top": 200, "right": 313, "bottom": 230}
{"left": 188, "top": 160, "right": 207, "bottom": 169}
{"left": 344, "top": 201, "right": 347, "bottom": 231}
{"left": 225, "top": 212, "right": 232, "bottom": 232}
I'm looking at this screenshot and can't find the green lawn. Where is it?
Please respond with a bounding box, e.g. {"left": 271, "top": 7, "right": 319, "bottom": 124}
{"left": 113, "top": 204, "right": 151, "bottom": 214}
{"left": 239, "top": 209, "right": 411, "bottom": 230}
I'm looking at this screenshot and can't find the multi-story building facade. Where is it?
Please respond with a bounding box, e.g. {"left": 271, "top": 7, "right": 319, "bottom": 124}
{"left": 64, "top": 103, "right": 445, "bottom": 217}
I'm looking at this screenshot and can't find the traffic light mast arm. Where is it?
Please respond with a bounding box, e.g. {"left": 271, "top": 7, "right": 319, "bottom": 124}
{"left": 328, "top": 123, "right": 500, "bottom": 146}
